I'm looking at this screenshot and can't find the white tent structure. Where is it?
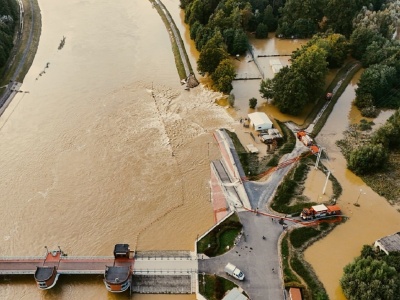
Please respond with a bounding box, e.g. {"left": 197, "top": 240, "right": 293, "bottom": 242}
{"left": 270, "top": 58, "right": 283, "bottom": 74}
{"left": 248, "top": 112, "right": 273, "bottom": 131}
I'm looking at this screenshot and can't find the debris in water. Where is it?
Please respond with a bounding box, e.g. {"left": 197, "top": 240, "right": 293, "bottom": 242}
{"left": 58, "top": 36, "right": 66, "bottom": 50}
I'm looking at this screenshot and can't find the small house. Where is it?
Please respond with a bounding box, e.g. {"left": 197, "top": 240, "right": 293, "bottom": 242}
{"left": 374, "top": 232, "right": 400, "bottom": 255}
{"left": 248, "top": 112, "right": 273, "bottom": 131}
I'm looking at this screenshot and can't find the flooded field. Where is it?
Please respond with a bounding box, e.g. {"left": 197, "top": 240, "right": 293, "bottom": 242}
{"left": 304, "top": 70, "right": 400, "bottom": 299}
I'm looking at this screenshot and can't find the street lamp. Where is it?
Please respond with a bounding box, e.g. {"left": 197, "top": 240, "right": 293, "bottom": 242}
{"left": 354, "top": 188, "right": 365, "bottom": 207}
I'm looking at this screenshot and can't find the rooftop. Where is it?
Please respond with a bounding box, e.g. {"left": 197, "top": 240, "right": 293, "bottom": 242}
{"left": 104, "top": 266, "right": 130, "bottom": 283}
{"left": 376, "top": 232, "right": 400, "bottom": 253}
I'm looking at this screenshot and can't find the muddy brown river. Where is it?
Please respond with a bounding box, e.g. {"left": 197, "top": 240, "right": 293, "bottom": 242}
{"left": 0, "top": 1, "right": 399, "bottom": 299}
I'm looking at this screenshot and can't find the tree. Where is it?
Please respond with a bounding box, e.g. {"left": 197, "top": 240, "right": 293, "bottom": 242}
{"left": 348, "top": 143, "right": 388, "bottom": 174}
{"left": 350, "top": 27, "right": 385, "bottom": 60}
{"left": 232, "top": 29, "right": 248, "bottom": 55}
{"left": 197, "top": 32, "right": 228, "bottom": 75}
{"left": 324, "top": 0, "right": 368, "bottom": 37}
{"left": 249, "top": 97, "right": 257, "bottom": 109}
{"left": 341, "top": 256, "right": 400, "bottom": 300}
{"left": 198, "top": 47, "right": 228, "bottom": 75}
{"left": 355, "top": 64, "right": 397, "bottom": 107}
{"left": 371, "top": 109, "right": 400, "bottom": 149}
{"left": 259, "top": 78, "right": 274, "bottom": 100}
{"left": 211, "top": 59, "right": 236, "bottom": 93}
{"left": 271, "top": 67, "right": 309, "bottom": 115}
{"left": 263, "top": 5, "right": 278, "bottom": 32}
{"left": 255, "top": 23, "right": 268, "bottom": 39}
{"left": 291, "top": 44, "right": 328, "bottom": 99}
{"left": 277, "top": 0, "right": 324, "bottom": 38}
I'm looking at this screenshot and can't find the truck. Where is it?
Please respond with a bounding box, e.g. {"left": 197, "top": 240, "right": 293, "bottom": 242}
{"left": 300, "top": 204, "right": 341, "bottom": 220}
{"left": 224, "top": 263, "right": 245, "bottom": 280}
{"left": 296, "top": 131, "right": 319, "bottom": 154}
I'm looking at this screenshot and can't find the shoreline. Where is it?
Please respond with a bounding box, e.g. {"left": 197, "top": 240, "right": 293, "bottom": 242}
{"left": 0, "top": 0, "right": 41, "bottom": 117}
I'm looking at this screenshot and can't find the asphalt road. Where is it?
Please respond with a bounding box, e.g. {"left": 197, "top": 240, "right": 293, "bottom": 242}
{"left": 199, "top": 211, "right": 286, "bottom": 300}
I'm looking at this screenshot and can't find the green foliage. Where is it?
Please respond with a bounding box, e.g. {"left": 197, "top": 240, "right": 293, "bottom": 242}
{"left": 281, "top": 235, "right": 301, "bottom": 284}
{"left": 198, "top": 274, "right": 238, "bottom": 300}
{"left": 277, "top": 0, "right": 323, "bottom": 38}
{"left": 197, "top": 213, "right": 242, "bottom": 257}
{"left": 291, "top": 44, "right": 328, "bottom": 98}
{"left": 356, "top": 64, "right": 397, "bottom": 109}
{"left": 348, "top": 143, "right": 388, "bottom": 175}
{"left": 324, "top": 0, "right": 370, "bottom": 37}
{"left": 269, "top": 42, "right": 328, "bottom": 115}
{"left": 0, "top": 0, "right": 19, "bottom": 69}
{"left": 357, "top": 119, "right": 374, "bottom": 131}
{"left": 249, "top": 97, "right": 257, "bottom": 109}
{"left": 292, "top": 163, "right": 308, "bottom": 182}
{"left": 341, "top": 256, "right": 400, "bottom": 300}
{"left": 270, "top": 67, "right": 309, "bottom": 115}
{"left": 232, "top": 29, "right": 248, "bottom": 55}
{"left": 259, "top": 78, "right": 274, "bottom": 100}
{"left": 290, "top": 227, "right": 321, "bottom": 248}
{"left": 371, "top": 109, "right": 400, "bottom": 149}
{"left": 263, "top": 5, "right": 278, "bottom": 32}
{"left": 354, "top": 92, "right": 374, "bottom": 109}
{"left": 350, "top": 27, "right": 386, "bottom": 60}
{"left": 353, "top": 6, "right": 397, "bottom": 40}
{"left": 255, "top": 23, "right": 268, "bottom": 38}
{"left": 197, "top": 31, "right": 228, "bottom": 74}
{"left": 211, "top": 59, "right": 236, "bottom": 93}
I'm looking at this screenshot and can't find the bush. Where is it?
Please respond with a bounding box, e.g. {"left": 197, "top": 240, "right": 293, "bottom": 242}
{"left": 249, "top": 97, "right": 257, "bottom": 109}
{"left": 348, "top": 143, "right": 389, "bottom": 175}
{"left": 290, "top": 227, "right": 321, "bottom": 248}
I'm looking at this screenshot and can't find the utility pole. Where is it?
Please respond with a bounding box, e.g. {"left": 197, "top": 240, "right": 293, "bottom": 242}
{"left": 322, "top": 170, "right": 331, "bottom": 195}
{"left": 354, "top": 188, "right": 365, "bottom": 206}
{"left": 315, "top": 147, "right": 323, "bottom": 169}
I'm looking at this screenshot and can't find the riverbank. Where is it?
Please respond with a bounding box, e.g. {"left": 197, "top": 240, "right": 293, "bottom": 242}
{"left": 0, "top": 0, "right": 41, "bottom": 115}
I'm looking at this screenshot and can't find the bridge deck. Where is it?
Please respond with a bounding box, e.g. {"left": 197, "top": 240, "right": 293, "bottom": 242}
{"left": 0, "top": 256, "right": 119, "bottom": 275}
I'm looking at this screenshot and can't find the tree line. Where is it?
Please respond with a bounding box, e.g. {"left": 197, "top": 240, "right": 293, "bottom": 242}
{"left": 0, "top": 0, "right": 19, "bottom": 70}
{"left": 259, "top": 0, "right": 400, "bottom": 116}
{"left": 341, "top": 245, "right": 400, "bottom": 300}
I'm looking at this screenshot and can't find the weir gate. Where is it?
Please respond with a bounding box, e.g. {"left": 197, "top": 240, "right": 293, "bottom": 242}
{"left": 0, "top": 245, "right": 198, "bottom": 295}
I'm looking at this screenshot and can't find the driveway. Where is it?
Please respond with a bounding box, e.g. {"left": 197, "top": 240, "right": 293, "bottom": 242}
{"left": 198, "top": 211, "right": 286, "bottom": 300}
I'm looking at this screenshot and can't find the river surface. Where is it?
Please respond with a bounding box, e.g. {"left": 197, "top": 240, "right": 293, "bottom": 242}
{"left": 0, "top": 1, "right": 233, "bottom": 299}
{"left": 304, "top": 70, "right": 400, "bottom": 299}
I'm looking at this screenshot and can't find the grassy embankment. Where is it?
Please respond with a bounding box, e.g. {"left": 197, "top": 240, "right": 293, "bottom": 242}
{"left": 0, "top": 0, "right": 41, "bottom": 90}
{"left": 148, "top": 0, "right": 193, "bottom": 80}
{"left": 197, "top": 213, "right": 242, "bottom": 257}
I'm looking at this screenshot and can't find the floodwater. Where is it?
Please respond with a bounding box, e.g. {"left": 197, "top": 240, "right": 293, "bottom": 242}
{"left": 231, "top": 36, "right": 308, "bottom": 124}
{"left": 1, "top": 1, "right": 398, "bottom": 300}
{"left": 0, "top": 1, "right": 233, "bottom": 299}
{"left": 304, "top": 70, "right": 400, "bottom": 299}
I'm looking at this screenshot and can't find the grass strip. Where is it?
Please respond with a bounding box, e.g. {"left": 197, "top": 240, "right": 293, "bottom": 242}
{"left": 149, "top": 0, "right": 191, "bottom": 80}
{"left": 197, "top": 213, "right": 242, "bottom": 257}
{"left": 198, "top": 274, "right": 238, "bottom": 300}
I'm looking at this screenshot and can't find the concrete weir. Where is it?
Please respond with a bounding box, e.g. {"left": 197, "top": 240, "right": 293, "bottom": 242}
{"left": 132, "top": 251, "right": 198, "bottom": 294}
{"left": 132, "top": 275, "right": 192, "bottom": 294}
